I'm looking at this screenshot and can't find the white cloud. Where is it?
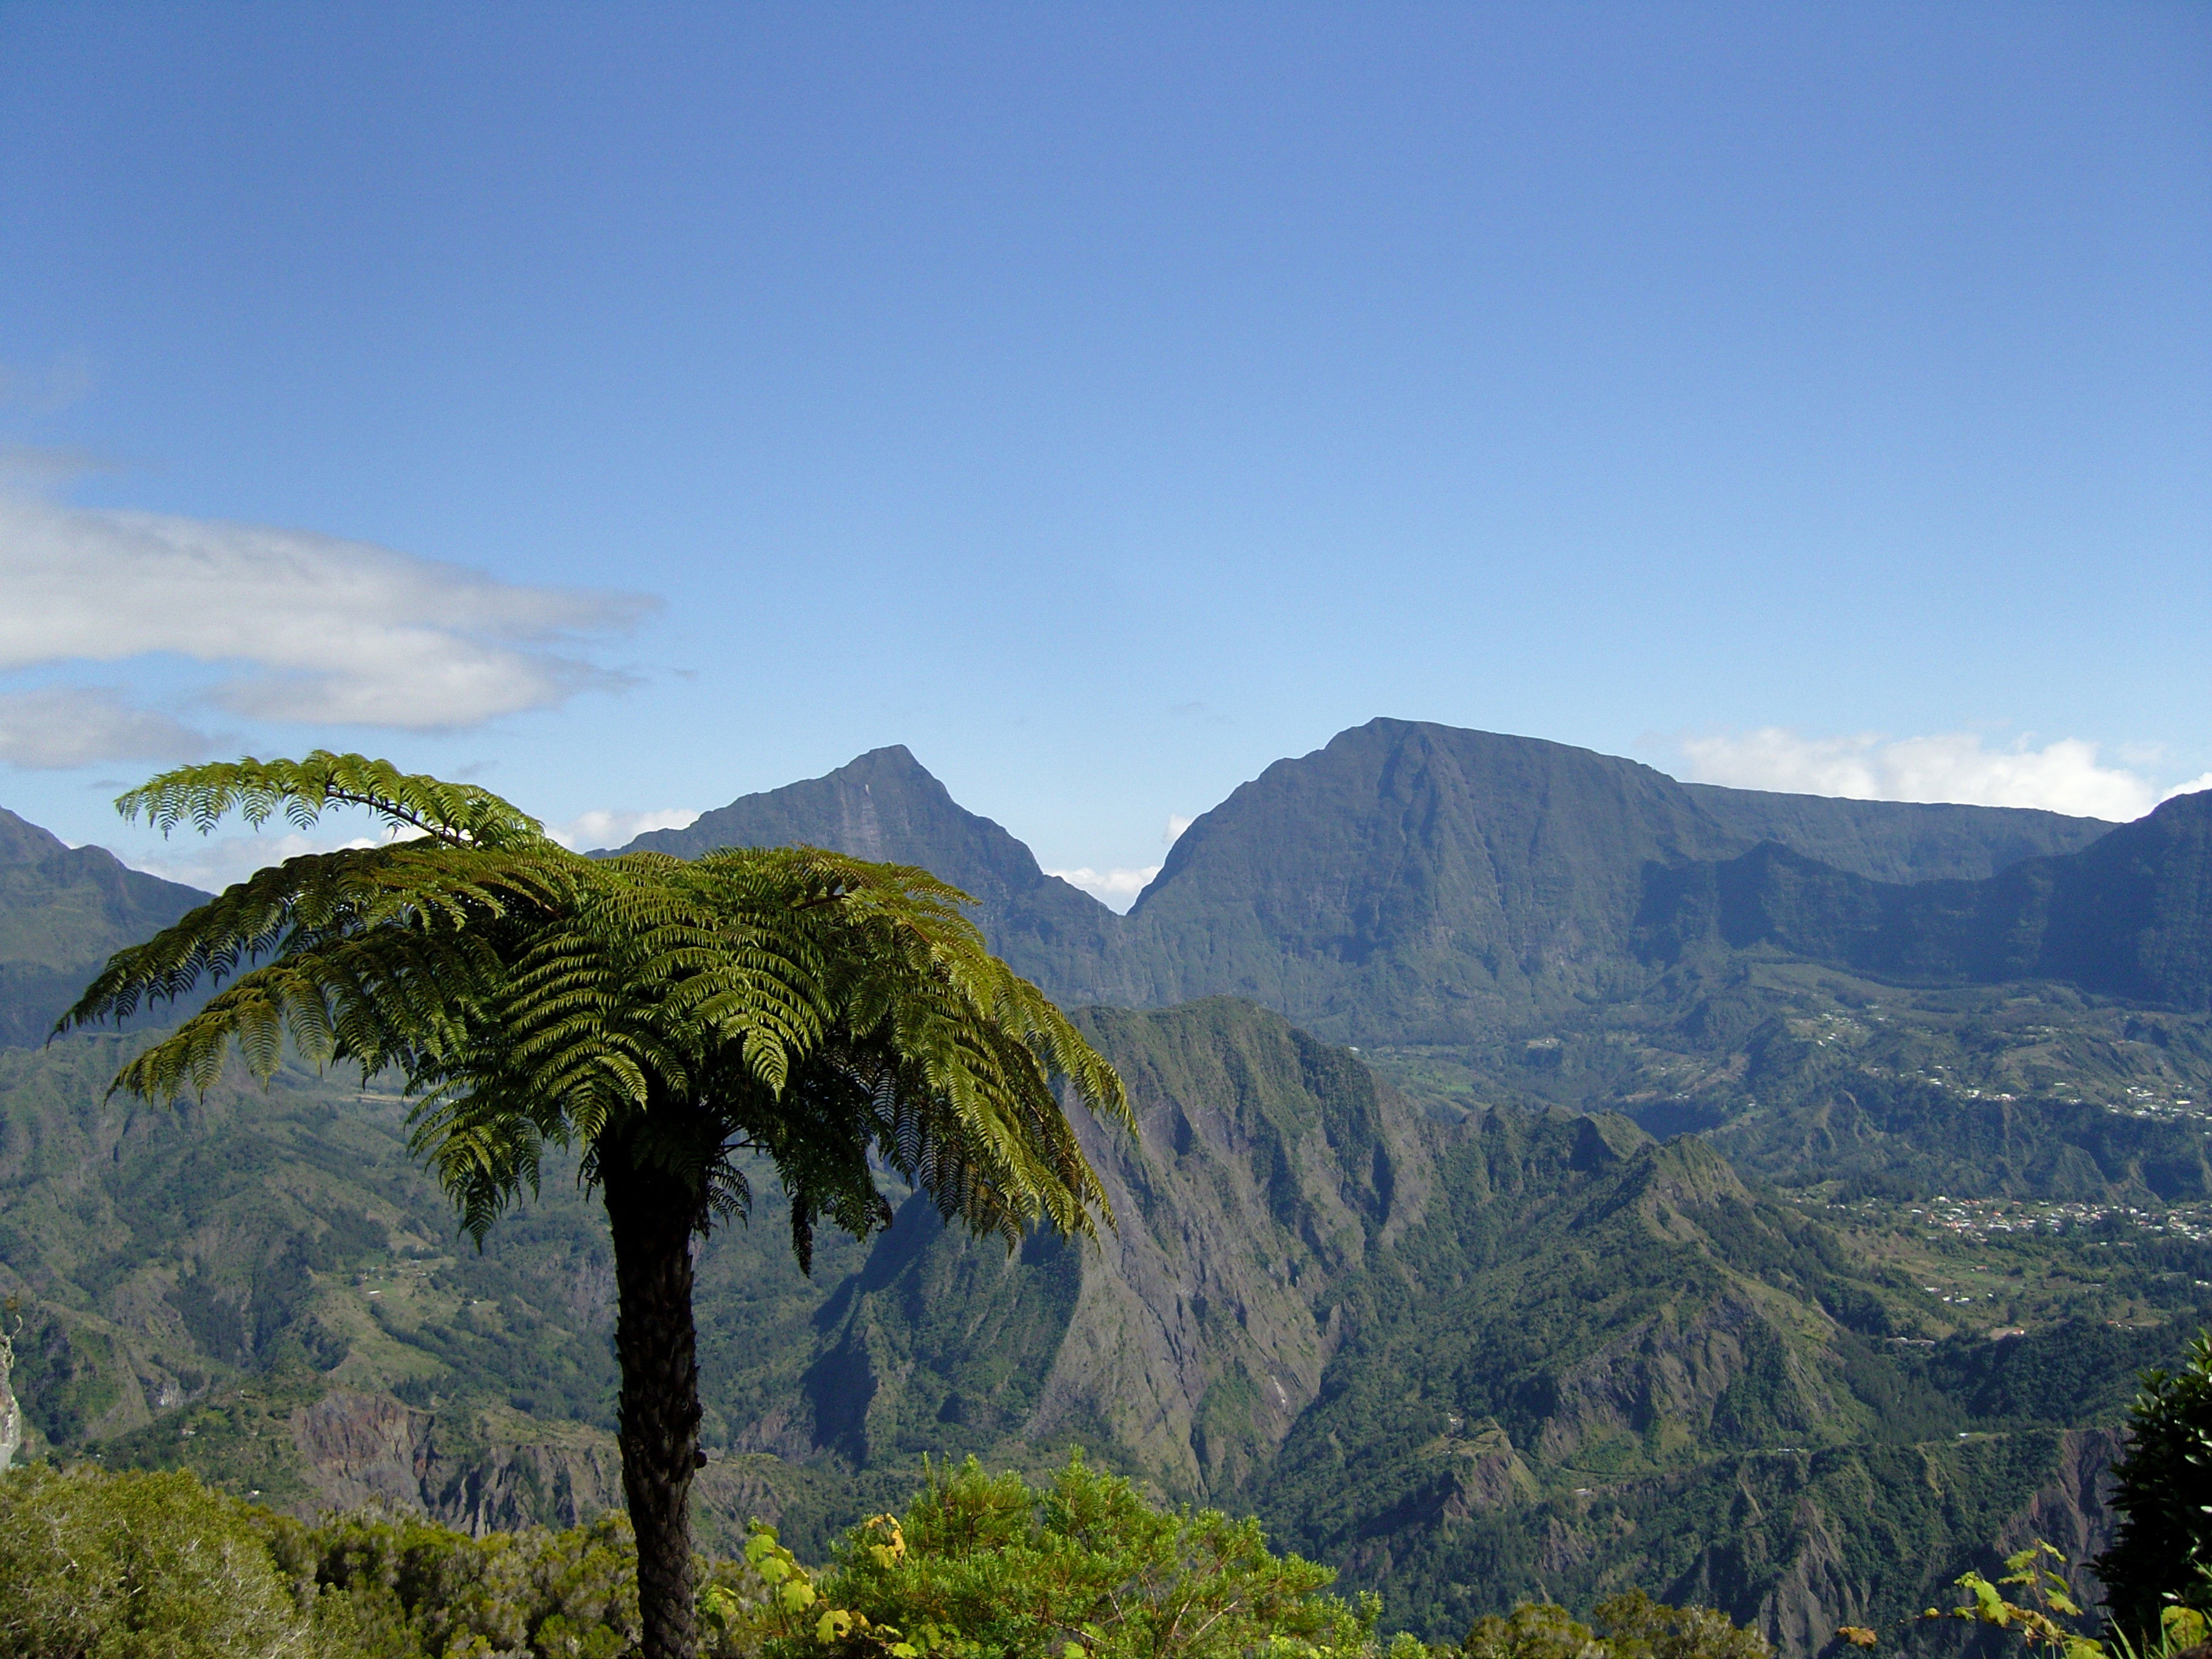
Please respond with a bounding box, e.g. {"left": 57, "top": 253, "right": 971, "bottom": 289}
{"left": 546, "top": 806, "right": 700, "bottom": 851}
{"left": 1675, "top": 728, "right": 2171, "bottom": 820}
{"left": 0, "top": 491, "right": 654, "bottom": 732}
{"left": 1047, "top": 865, "right": 1161, "bottom": 911}
{"left": 2163, "top": 773, "right": 2212, "bottom": 803}
{"left": 0, "top": 685, "right": 213, "bottom": 769}
{"left": 1046, "top": 815, "right": 1192, "bottom": 911}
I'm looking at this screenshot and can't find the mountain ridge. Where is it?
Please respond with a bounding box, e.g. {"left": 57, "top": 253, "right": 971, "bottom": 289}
{"left": 0, "top": 727, "right": 2197, "bottom": 1653}
{"left": 0, "top": 806, "right": 207, "bottom": 1048}
{"left": 1637, "top": 788, "right": 2212, "bottom": 1012}
{"left": 614, "top": 719, "right": 2123, "bottom": 1042}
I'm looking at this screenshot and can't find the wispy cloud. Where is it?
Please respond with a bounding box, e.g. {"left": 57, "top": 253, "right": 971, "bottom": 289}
{"left": 1673, "top": 728, "right": 2190, "bottom": 820}
{"left": 1047, "top": 864, "right": 1159, "bottom": 909}
{"left": 0, "top": 491, "right": 656, "bottom": 739}
{"left": 545, "top": 806, "right": 700, "bottom": 851}
{"left": 0, "top": 685, "right": 213, "bottom": 769}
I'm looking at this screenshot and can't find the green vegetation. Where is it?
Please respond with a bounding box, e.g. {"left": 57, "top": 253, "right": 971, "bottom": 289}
{"left": 8, "top": 991, "right": 2201, "bottom": 1652}
{"left": 62, "top": 752, "right": 1130, "bottom": 1659}
{"left": 8, "top": 723, "right": 2212, "bottom": 1656}
{"left": 0, "top": 1464, "right": 312, "bottom": 1659}
{"left": 13, "top": 1455, "right": 1760, "bottom": 1658}
{"left": 1463, "top": 1590, "right": 1768, "bottom": 1659}
{"left": 2096, "top": 1332, "right": 2212, "bottom": 1638}
{"left": 731, "top": 1452, "right": 1395, "bottom": 1659}
{"left": 0, "top": 1454, "right": 1779, "bottom": 1659}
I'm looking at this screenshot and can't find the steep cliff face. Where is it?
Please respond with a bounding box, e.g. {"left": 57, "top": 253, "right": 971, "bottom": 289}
{"left": 0, "top": 1318, "right": 22, "bottom": 1470}
{"left": 1249, "top": 1113, "right": 1900, "bottom": 1581}
{"left": 287, "top": 1387, "right": 627, "bottom": 1533}
{"left": 786, "top": 998, "right": 1433, "bottom": 1497}
{"left": 1638, "top": 791, "right": 2212, "bottom": 1012}
{"left": 1308, "top": 1424, "right": 2130, "bottom": 1651}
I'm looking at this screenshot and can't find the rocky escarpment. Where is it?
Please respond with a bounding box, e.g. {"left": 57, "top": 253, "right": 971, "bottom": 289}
{"left": 289, "top": 1387, "right": 625, "bottom": 1534}
{"left": 0, "top": 1313, "right": 22, "bottom": 1470}
{"left": 1722, "top": 1427, "right": 2128, "bottom": 1652}
{"left": 788, "top": 998, "right": 1433, "bottom": 1496}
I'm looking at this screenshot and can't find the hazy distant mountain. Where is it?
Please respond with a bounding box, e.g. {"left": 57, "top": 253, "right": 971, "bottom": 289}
{"left": 1640, "top": 787, "right": 2212, "bottom": 1012}
{"left": 0, "top": 808, "right": 206, "bottom": 1047}
{"left": 622, "top": 720, "right": 2116, "bottom": 1042}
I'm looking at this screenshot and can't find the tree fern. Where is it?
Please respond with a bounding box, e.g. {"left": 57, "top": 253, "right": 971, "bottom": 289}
{"left": 63, "top": 754, "right": 1128, "bottom": 1659}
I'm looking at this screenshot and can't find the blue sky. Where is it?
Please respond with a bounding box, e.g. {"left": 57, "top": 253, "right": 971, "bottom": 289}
{"left": 2, "top": 3, "right": 2206, "bottom": 902}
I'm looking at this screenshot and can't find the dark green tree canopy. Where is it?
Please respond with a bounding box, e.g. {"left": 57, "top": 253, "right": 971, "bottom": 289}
{"left": 2096, "top": 1329, "right": 2212, "bottom": 1632}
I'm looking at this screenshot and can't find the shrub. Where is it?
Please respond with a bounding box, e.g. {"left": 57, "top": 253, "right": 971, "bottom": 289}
{"left": 1461, "top": 1592, "right": 1768, "bottom": 1659}
{"left": 727, "top": 1452, "right": 1399, "bottom": 1659}
{"left": 2097, "top": 1330, "right": 2212, "bottom": 1637}
{"left": 0, "top": 1464, "right": 317, "bottom": 1659}
{"left": 258, "top": 1506, "right": 645, "bottom": 1658}
{"left": 1461, "top": 1601, "right": 1607, "bottom": 1659}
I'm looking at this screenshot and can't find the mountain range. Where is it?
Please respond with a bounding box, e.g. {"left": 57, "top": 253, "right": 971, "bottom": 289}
{"left": 623, "top": 719, "right": 2153, "bottom": 1041}
{"left": 4, "top": 719, "right": 2209, "bottom": 1652}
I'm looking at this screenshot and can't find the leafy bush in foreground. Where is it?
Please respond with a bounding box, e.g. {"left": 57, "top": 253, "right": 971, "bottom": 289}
{"left": 261, "top": 1506, "right": 646, "bottom": 1658}
{"left": 719, "top": 1452, "right": 1406, "bottom": 1659}
{"left": 0, "top": 1464, "right": 314, "bottom": 1659}
{"left": 1461, "top": 1590, "right": 1768, "bottom": 1659}
{"left": 0, "top": 1456, "right": 1774, "bottom": 1659}
{"left": 2097, "top": 1330, "right": 2212, "bottom": 1637}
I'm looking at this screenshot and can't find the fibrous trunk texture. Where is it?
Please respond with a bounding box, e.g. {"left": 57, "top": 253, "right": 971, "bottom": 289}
{"left": 604, "top": 1152, "right": 705, "bottom": 1659}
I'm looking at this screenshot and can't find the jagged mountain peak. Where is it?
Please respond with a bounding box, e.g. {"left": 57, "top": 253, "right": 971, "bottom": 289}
{"left": 615, "top": 746, "right": 1142, "bottom": 1007}
{"left": 620, "top": 743, "right": 1052, "bottom": 892}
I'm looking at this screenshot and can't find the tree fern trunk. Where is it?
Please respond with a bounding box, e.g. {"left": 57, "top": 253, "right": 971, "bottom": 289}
{"left": 604, "top": 1153, "right": 704, "bottom": 1659}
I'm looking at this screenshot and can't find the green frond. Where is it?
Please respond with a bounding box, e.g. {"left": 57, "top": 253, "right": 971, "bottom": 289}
{"left": 116, "top": 751, "right": 548, "bottom": 849}
{"left": 76, "top": 759, "right": 1128, "bottom": 1268}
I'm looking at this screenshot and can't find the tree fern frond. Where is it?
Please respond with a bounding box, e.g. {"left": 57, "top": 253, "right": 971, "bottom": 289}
{"left": 81, "top": 759, "right": 1127, "bottom": 1274}
{"left": 116, "top": 751, "right": 549, "bottom": 848}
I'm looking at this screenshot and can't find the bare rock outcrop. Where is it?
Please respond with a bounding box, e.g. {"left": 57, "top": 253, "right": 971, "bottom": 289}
{"left": 289, "top": 1387, "right": 622, "bottom": 1535}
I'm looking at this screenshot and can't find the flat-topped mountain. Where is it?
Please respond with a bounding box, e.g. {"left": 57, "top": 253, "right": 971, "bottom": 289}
{"left": 1640, "top": 786, "right": 2212, "bottom": 1011}
{"left": 617, "top": 719, "right": 2118, "bottom": 1041}
{"left": 1117, "top": 720, "right": 2114, "bottom": 1038}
